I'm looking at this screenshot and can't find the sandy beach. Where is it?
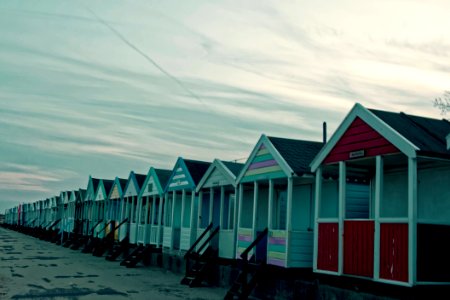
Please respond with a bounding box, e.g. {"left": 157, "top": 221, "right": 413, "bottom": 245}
{"left": 0, "top": 227, "right": 226, "bottom": 299}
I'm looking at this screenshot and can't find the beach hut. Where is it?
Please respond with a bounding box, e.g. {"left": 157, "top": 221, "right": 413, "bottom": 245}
{"left": 310, "top": 103, "right": 450, "bottom": 286}
{"left": 63, "top": 189, "right": 86, "bottom": 248}
{"left": 119, "top": 168, "right": 172, "bottom": 268}
{"left": 82, "top": 176, "right": 100, "bottom": 236}
{"left": 101, "top": 176, "right": 129, "bottom": 260}
{"left": 194, "top": 159, "right": 244, "bottom": 259}
{"left": 136, "top": 167, "right": 172, "bottom": 247}
{"left": 163, "top": 158, "right": 211, "bottom": 253}
{"left": 59, "top": 191, "right": 71, "bottom": 243}
{"left": 105, "top": 177, "right": 128, "bottom": 241}
{"left": 120, "top": 171, "right": 147, "bottom": 246}
{"left": 92, "top": 179, "right": 114, "bottom": 239}
{"left": 235, "top": 134, "right": 323, "bottom": 267}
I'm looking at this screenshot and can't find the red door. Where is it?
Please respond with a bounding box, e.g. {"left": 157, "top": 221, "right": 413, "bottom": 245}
{"left": 317, "top": 223, "right": 339, "bottom": 272}
{"left": 380, "top": 223, "right": 408, "bottom": 282}
{"left": 344, "top": 220, "right": 374, "bottom": 277}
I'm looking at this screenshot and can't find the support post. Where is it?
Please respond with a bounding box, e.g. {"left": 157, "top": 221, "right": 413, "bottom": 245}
{"left": 338, "top": 161, "right": 346, "bottom": 275}
{"left": 313, "top": 167, "right": 322, "bottom": 271}
{"left": 157, "top": 195, "right": 163, "bottom": 247}
{"left": 220, "top": 186, "right": 225, "bottom": 229}
{"left": 252, "top": 181, "right": 259, "bottom": 240}
{"left": 170, "top": 191, "right": 176, "bottom": 250}
{"left": 209, "top": 188, "right": 214, "bottom": 224}
{"left": 268, "top": 179, "right": 274, "bottom": 230}
{"left": 374, "top": 156, "right": 383, "bottom": 280}
{"left": 286, "top": 177, "right": 293, "bottom": 267}
{"left": 180, "top": 189, "right": 186, "bottom": 228}
{"left": 408, "top": 157, "right": 417, "bottom": 286}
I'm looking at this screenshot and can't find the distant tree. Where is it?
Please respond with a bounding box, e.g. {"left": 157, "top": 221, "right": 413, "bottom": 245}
{"left": 434, "top": 91, "right": 450, "bottom": 114}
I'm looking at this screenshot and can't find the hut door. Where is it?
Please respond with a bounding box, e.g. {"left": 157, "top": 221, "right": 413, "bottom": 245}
{"left": 344, "top": 182, "right": 374, "bottom": 278}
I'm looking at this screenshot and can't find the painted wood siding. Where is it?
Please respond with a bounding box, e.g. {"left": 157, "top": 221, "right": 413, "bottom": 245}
{"left": 289, "top": 231, "right": 313, "bottom": 268}
{"left": 324, "top": 117, "right": 399, "bottom": 164}
{"left": 180, "top": 227, "right": 191, "bottom": 250}
{"left": 241, "top": 144, "right": 285, "bottom": 183}
{"left": 237, "top": 228, "right": 254, "bottom": 258}
{"left": 317, "top": 223, "right": 339, "bottom": 272}
{"left": 141, "top": 176, "right": 159, "bottom": 197}
{"left": 344, "top": 220, "right": 374, "bottom": 277}
{"left": 163, "top": 226, "right": 172, "bottom": 248}
{"left": 203, "top": 168, "right": 229, "bottom": 188}
{"left": 167, "top": 167, "right": 191, "bottom": 191}
{"left": 110, "top": 185, "right": 120, "bottom": 199}
{"left": 346, "top": 183, "right": 370, "bottom": 219}
{"left": 219, "top": 229, "right": 235, "bottom": 259}
{"left": 268, "top": 230, "right": 287, "bottom": 267}
{"left": 380, "top": 223, "right": 408, "bottom": 282}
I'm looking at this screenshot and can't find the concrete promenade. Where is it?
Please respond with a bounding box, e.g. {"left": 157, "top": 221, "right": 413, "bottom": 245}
{"left": 0, "top": 227, "right": 226, "bottom": 299}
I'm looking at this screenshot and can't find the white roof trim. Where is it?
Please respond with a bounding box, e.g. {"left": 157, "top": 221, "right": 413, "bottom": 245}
{"left": 195, "top": 159, "right": 237, "bottom": 193}
{"left": 310, "top": 103, "right": 418, "bottom": 172}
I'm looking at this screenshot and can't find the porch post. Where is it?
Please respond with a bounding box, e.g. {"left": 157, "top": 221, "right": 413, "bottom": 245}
{"left": 180, "top": 189, "right": 186, "bottom": 228}
{"left": 408, "top": 157, "right": 417, "bottom": 286}
{"left": 209, "top": 188, "right": 214, "bottom": 224}
{"left": 268, "top": 179, "right": 274, "bottom": 230}
{"left": 233, "top": 186, "right": 239, "bottom": 258}
{"left": 220, "top": 186, "right": 225, "bottom": 229}
{"left": 198, "top": 191, "right": 203, "bottom": 229}
{"left": 338, "top": 161, "right": 346, "bottom": 275}
{"left": 190, "top": 191, "right": 196, "bottom": 231}
{"left": 170, "top": 191, "right": 176, "bottom": 249}
{"left": 252, "top": 181, "right": 259, "bottom": 239}
{"left": 286, "top": 176, "right": 293, "bottom": 266}
{"left": 313, "top": 167, "right": 322, "bottom": 271}
{"left": 157, "top": 195, "right": 163, "bottom": 247}
{"left": 151, "top": 195, "right": 156, "bottom": 226}
{"left": 374, "top": 156, "right": 383, "bottom": 280}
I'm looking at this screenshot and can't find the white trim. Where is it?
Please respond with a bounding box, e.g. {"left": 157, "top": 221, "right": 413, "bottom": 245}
{"left": 315, "top": 269, "right": 340, "bottom": 276}
{"left": 417, "top": 219, "right": 450, "bottom": 226}
{"left": 379, "top": 218, "right": 408, "bottom": 223}
{"left": 376, "top": 278, "right": 413, "bottom": 287}
{"left": 252, "top": 181, "right": 259, "bottom": 239}
{"left": 195, "top": 159, "right": 238, "bottom": 192}
{"left": 219, "top": 186, "right": 225, "bottom": 228}
{"left": 313, "top": 167, "right": 321, "bottom": 271}
{"left": 317, "top": 218, "right": 339, "bottom": 223}
{"left": 408, "top": 157, "right": 417, "bottom": 286}
{"left": 286, "top": 177, "right": 293, "bottom": 266}
{"left": 268, "top": 179, "right": 274, "bottom": 230}
{"left": 374, "top": 155, "right": 383, "bottom": 281}
{"left": 209, "top": 188, "right": 214, "bottom": 224}
{"left": 416, "top": 281, "right": 450, "bottom": 285}
{"left": 338, "top": 161, "right": 346, "bottom": 275}
{"left": 310, "top": 103, "right": 418, "bottom": 172}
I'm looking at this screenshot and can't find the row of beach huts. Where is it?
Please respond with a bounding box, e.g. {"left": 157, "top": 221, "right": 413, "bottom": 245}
{"left": 3, "top": 103, "right": 450, "bottom": 299}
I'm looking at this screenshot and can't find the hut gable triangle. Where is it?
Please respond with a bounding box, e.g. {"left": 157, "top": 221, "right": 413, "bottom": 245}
{"left": 139, "top": 168, "right": 164, "bottom": 198}
{"left": 123, "top": 172, "right": 140, "bottom": 197}
{"left": 323, "top": 117, "right": 400, "bottom": 164}
{"left": 237, "top": 135, "right": 291, "bottom": 184}
{"left": 166, "top": 158, "right": 195, "bottom": 192}
{"left": 196, "top": 159, "right": 236, "bottom": 192}
{"left": 310, "top": 103, "right": 419, "bottom": 172}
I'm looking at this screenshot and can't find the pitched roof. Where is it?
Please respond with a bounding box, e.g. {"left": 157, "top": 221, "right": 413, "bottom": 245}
{"left": 154, "top": 169, "right": 172, "bottom": 188}
{"left": 134, "top": 174, "right": 147, "bottom": 190}
{"left": 91, "top": 178, "right": 100, "bottom": 193}
{"left": 370, "top": 109, "right": 450, "bottom": 158}
{"left": 221, "top": 161, "right": 245, "bottom": 177}
{"left": 268, "top": 136, "right": 323, "bottom": 175}
{"left": 118, "top": 178, "right": 128, "bottom": 191}
{"left": 184, "top": 159, "right": 211, "bottom": 185}
{"left": 102, "top": 179, "right": 115, "bottom": 196}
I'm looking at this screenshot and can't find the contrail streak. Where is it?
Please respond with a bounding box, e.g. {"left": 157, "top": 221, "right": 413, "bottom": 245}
{"left": 85, "top": 6, "right": 210, "bottom": 110}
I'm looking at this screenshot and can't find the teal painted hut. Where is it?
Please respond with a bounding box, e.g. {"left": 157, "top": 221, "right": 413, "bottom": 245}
{"left": 136, "top": 167, "right": 172, "bottom": 246}
{"left": 195, "top": 159, "right": 244, "bottom": 259}
{"left": 163, "top": 158, "right": 211, "bottom": 252}
{"left": 236, "top": 134, "right": 322, "bottom": 268}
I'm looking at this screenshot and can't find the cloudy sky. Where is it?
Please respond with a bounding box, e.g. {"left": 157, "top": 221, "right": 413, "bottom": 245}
{"left": 1, "top": 1, "right": 449, "bottom": 212}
